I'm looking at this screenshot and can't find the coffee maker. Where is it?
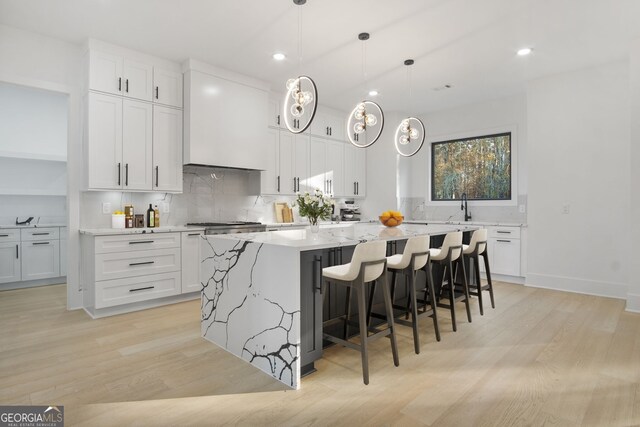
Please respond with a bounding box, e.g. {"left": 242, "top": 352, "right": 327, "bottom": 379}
{"left": 339, "top": 201, "right": 361, "bottom": 221}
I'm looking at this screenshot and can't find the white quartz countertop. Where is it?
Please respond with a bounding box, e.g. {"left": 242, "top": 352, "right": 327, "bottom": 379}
{"left": 405, "top": 220, "right": 527, "bottom": 227}
{"left": 79, "top": 226, "right": 205, "bottom": 236}
{"left": 207, "top": 222, "right": 478, "bottom": 251}
{"left": 0, "top": 223, "right": 67, "bottom": 229}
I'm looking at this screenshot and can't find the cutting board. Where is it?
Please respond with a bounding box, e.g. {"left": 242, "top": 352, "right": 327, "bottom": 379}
{"left": 275, "top": 202, "right": 293, "bottom": 223}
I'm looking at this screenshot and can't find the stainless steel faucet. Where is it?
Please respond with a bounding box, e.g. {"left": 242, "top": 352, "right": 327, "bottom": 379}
{"left": 461, "top": 193, "right": 472, "bottom": 222}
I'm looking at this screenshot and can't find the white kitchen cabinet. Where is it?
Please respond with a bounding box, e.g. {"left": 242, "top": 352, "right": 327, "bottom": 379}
{"left": 279, "top": 131, "right": 295, "bottom": 194}
{"left": 181, "top": 231, "right": 203, "bottom": 293}
{"left": 89, "top": 51, "right": 153, "bottom": 101}
{"left": 87, "top": 92, "right": 123, "bottom": 190}
{"left": 153, "top": 105, "right": 183, "bottom": 192}
{"left": 21, "top": 240, "right": 60, "bottom": 281}
{"left": 268, "top": 98, "right": 283, "bottom": 129}
{"left": 95, "top": 272, "right": 181, "bottom": 309}
{"left": 0, "top": 241, "right": 21, "bottom": 284}
{"left": 261, "top": 128, "right": 280, "bottom": 194}
{"left": 343, "top": 144, "right": 366, "bottom": 198}
{"left": 293, "top": 134, "right": 310, "bottom": 194}
{"left": 479, "top": 226, "right": 521, "bottom": 277}
{"left": 325, "top": 140, "right": 344, "bottom": 197}
{"left": 184, "top": 70, "right": 268, "bottom": 170}
{"left": 60, "top": 227, "right": 67, "bottom": 277}
{"left": 309, "top": 109, "right": 345, "bottom": 141}
{"left": 122, "top": 99, "right": 153, "bottom": 190}
{"left": 153, "top": 67, "right": 183, "bottom": 108}
{"left": 309, "top": 137, "right": 327, "bottom": 193}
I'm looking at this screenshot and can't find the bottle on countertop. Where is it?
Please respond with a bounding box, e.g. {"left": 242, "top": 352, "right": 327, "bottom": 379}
{"left": 124, "top": 204, "right": 134, "bottom": 228}
{"left": 154, "top": 205, "right": 160, "bottom": 228}
{"left": 146, "top": 204, "right": 155, "bottom": 228}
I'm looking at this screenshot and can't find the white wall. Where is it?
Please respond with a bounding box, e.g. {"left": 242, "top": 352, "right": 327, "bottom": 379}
{"left": 628, "top": 40, "right": 640, "bottom": 311}
{"left": 398, "top": 95, "right": 528, "bottom": 223}
{"left": 0, "top": 24, "right": 83, "bottom": 308}
{"left": 526, "top": 61, "right": 631, "bottom": 299}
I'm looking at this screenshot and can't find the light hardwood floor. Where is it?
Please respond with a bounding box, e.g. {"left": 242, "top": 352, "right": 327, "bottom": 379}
{"left": 1, "top": 282, "right": 639, "bottom": 426}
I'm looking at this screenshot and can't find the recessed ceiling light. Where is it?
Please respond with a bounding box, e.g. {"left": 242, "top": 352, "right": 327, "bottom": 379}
{"left": 368, "top": 90, "right": 379, "bottom": 97}
{"left": 517, "top": 47, "right": 533, "bottom": 56}
{"left": 272, "top": 52, "right": 286, "bottom": 61}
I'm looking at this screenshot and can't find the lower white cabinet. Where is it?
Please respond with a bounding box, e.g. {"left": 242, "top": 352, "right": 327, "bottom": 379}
{"left": 0, "top": 241, "right": 21, "bottom": 283}
{"left": 21, "top": 240, "right": 60, "bottom": 281}
{"left": 60, "top": 227, "right": 67, "bottom": 277}
{"left": 181, "top": 231, "right": 204, "bottom": 293}
{"left": 95, "top": 272, "right": 181, "bottom": 309}
{"left": 480, "top": 226, "right": 521, "bottom": 277}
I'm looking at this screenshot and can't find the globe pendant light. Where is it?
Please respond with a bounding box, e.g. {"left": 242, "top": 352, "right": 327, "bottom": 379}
{"left": 394, "top": 59, "right": 425, "bottom": 157}
{"left": 283, "top": 0, "right": 318, "bottom": 134}
{"left": 347, "top": 32, "right": 384, "bottom": 148}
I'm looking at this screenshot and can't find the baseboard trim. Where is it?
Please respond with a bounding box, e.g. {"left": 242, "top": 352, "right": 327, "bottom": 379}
{"left": 480, "top": 272, "right": 525, "bottom": 285}
{"left": 625, "top": 293, "right": 640, "bottom": 313}
{"left": 0, "top": 277, "right": 66, "bottom": 291}
{"left": 83, "top": 292, "right": 200, "bottom": 319}
{"left": 525, "top": 272, "right": 627, "bottom": 300}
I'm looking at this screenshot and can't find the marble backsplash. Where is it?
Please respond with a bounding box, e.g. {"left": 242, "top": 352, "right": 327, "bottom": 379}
{"left": 398, "top": 196, "right": 528, "bottom": 224}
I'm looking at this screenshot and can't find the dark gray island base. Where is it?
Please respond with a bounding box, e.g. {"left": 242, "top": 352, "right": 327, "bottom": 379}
{"left": 201, "top": 223, "right": 476, "bottom": 389}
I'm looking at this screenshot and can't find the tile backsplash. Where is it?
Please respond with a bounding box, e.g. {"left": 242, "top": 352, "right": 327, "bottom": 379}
{"left": 398, "top": 196, "right": 528, "bottom": 224}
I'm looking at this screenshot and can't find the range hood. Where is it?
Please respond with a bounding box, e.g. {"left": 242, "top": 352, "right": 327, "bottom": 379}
{"left": 183, "top": 60, "right": 269, "bottom": 171}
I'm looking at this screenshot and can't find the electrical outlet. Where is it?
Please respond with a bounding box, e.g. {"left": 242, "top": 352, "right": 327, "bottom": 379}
{"left": 518, "top": 204, "right": 526, "bottom": 213}
{"left": 562, "top": 204, "right": 570, "bottom": 214}
{"left": 162, "top": 202, "right": 170, "bottom": 213}
{"left": 417, "top": 204, "right": 424, "bottom": 212}
{"left": 102, "top": 202, "right": 111, "bottom": 214}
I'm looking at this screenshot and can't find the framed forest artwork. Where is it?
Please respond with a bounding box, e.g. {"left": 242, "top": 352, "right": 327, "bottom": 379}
{"left": 431, "top": 132, "right": 511, "bottom": 201}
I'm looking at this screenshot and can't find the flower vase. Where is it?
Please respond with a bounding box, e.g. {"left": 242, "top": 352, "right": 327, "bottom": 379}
{"left": 309, "top": 220, "right": 320, "bottom": 234}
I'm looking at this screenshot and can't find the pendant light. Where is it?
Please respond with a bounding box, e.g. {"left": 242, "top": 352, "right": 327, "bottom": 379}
{"left": 283, "top": 0, "right": 318, "bottom": 134}
{"left": 347, "top": 32, "right": 384, "bottom": 148}
{"left": 394, "top": 59, "right": 425, "bottom": 157}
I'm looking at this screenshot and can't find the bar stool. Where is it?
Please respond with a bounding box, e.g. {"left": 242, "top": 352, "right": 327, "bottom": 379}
{"left": 322, "top": 240, "right": 399, "bottom": 385}
{"left": 370, "top": 236, "right": 440, "bottom": 354}
{"left": 430, "top": 231, "right": 472, "bottom": 332}
{"left": 463, "top": 228, "right": 495, "bottom": 315}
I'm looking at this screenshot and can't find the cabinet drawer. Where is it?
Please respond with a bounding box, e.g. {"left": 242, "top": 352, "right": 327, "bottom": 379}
{"left": 95, "top": 272, "right": 181, "bottom": 308}
{"left": 21, "top": 227, "right": 60, "bottom": 241}
{"left": 95, "top": 232, "right": 180, "bottom": 254}
{"left": 488, "top": 226, "right": 521, "bottom": 239}
{"left": 0, "top": 229, "right": 20, "bottom": 242}
{"left": 95, "top": 248, "right": 181, "bottom": 281}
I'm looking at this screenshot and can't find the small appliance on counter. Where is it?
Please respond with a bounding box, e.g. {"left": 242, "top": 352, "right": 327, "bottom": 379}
{"left": 339, "top": 201, "right": 361, "bottom": 222}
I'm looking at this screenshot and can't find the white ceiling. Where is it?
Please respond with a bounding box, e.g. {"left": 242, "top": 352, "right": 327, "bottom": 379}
{"left": 1, "top": 0, "right": 639, "bottom": 114}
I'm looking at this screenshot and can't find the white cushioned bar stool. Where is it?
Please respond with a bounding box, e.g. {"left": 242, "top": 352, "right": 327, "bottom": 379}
{"left": 463, "top": 228, "right": 495, "bottom": 315}
{"left": 322, "top": 240, "right": 399, "bottom": 385}
{"left": 369, "top": 236, "right": 440, "bottom": 354}
{"left": 430, "top": 231, "right": 472, "bottom": 332}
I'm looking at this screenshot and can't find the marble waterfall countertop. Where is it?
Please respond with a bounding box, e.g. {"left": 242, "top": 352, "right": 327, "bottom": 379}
{"left": 210, "top": 222, "right": 478, "bottom": 251}
{"left": 199, "top": 222, "right": 478, "bottom": 390}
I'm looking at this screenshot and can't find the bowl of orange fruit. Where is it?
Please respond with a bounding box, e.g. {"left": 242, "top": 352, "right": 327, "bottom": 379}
{"left": 379, "top": 210, "right": 404, "bottom": 227}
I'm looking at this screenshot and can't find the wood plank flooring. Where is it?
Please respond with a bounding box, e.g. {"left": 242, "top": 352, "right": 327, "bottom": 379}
{"left": 1, "top": 282, "right": 639, "bottom": 426}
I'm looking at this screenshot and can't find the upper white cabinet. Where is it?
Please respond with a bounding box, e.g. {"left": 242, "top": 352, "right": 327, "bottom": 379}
{"left": 89, "top": 51, "right": 153, "bottom": 101}
{"left": 261, "top": 128, "right": 280, "bottom": 194}
{"left": 184, "top": 69, "right": 268, "bottom": 170}
{"left": 268, "top": 98, "right": 283, "bottom": 129}
{"left": 153, "top": 105, "right": 183, "bottom": 192}
{"left": 84, "top": 41, "right": 184, "bottom": 192}
{"left": 343, "top": 144, "right": 366, "bottom": 198}
{"left": 309, "top": 137, "right": 344, "bottom": 197}
{"left": 309, "top": 108, "right": 345, "bottom": 141}
{"left": 153, "top": 68, "right": 183, "bottom": 108}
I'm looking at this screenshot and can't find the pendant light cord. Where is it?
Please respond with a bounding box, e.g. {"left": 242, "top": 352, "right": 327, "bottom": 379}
{"left": 298, "top": 6, "right": 302, "bottom": 74}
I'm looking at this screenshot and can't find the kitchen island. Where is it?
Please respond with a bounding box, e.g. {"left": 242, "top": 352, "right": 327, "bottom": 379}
{"left": 199, "top": 223, "right": 476, "bottom": 389}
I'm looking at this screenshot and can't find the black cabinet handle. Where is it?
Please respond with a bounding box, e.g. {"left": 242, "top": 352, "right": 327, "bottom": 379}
{"left": 329, "top": 179, "right": 332, "bottom": 194}
{"left": 277, "top": 114, "right": 280, "bottom": 125}
{"left": 125, "top": 78, "right": 129, "bottom": 93}
{"left": 16, "top": 244, "right": 18, "bottom": 259}
{"left": 277, "top": 175, "right": 280, "bottom": 192}
{"left": 118, "top": 77, "right": 122, "bottom": 92}
{"left": 356, "top": 182, "right": 359, "bottom": 195}
{"left": 129, "top": 261, "right": 155, "bottom": 266}
{"left": 129, "top": 286, "right": 154, "bottom": 292}
{"left": 496, "top": 239, "right": 511, "bottom": 243}
{"left": 0, "top": 234, "right": 8, "bottom": 237}
{"left": 293, "top": 177, "right": 296, "bottom": 192}
{"left": 33, "top": 242, "right": 50, "bottom": 245}
{"left": 117, "top": 163, "right": 121, "bottom": 186}
{"left": 155, "top": 86, "right": 159, "bottom": 99}
{"left": 187, "top": 233, "right": 201, "bottom": 236}
{"left": 329, "top": 127, "right": 332, "bottom": 136}
{"left": 313, "top": 255, "right": 323, "bottom": 294}
{"left": 32, "top": 232, "right": 50, "bottom": 236}
{"left": 155, "top": 166, "right": 159, "bottom": 187}
{"left": 129, "top": 240, "right": 154, "bottom": 244}
{"left": 496, "top": 231, "right": 512, "bottom": 234}
{"left": 125, "top": 163, "right": 129, "bottom": 186}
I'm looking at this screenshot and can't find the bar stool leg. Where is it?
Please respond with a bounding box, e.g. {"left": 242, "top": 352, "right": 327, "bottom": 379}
{"left": 381, "top": 274, "right": 399, "bottom": 367}
{"left": 459, "top": 257, "right": 472, "bottom": 323}
{"left": 366, "top": 281, "right": 376, "bottom": 327}
{"left": 473, "top": 255, "right": 484, "bottom": 315}
{"left": 356, "top": 285, "right": 370, "bottom": 385}
{"left": 483, "top": 252, "right": 495, "bottom": 308}
{"left": 408, "top": 269, "right": 421, "bottom": 354}
{"left": 426, "top": 263, "right": 441, "bottom": 342}
{"left": 447, "top": 262, "right": 457, "bottom": 332}
{"left": 344, "top": 286, "right": 352, "bottom": 339}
